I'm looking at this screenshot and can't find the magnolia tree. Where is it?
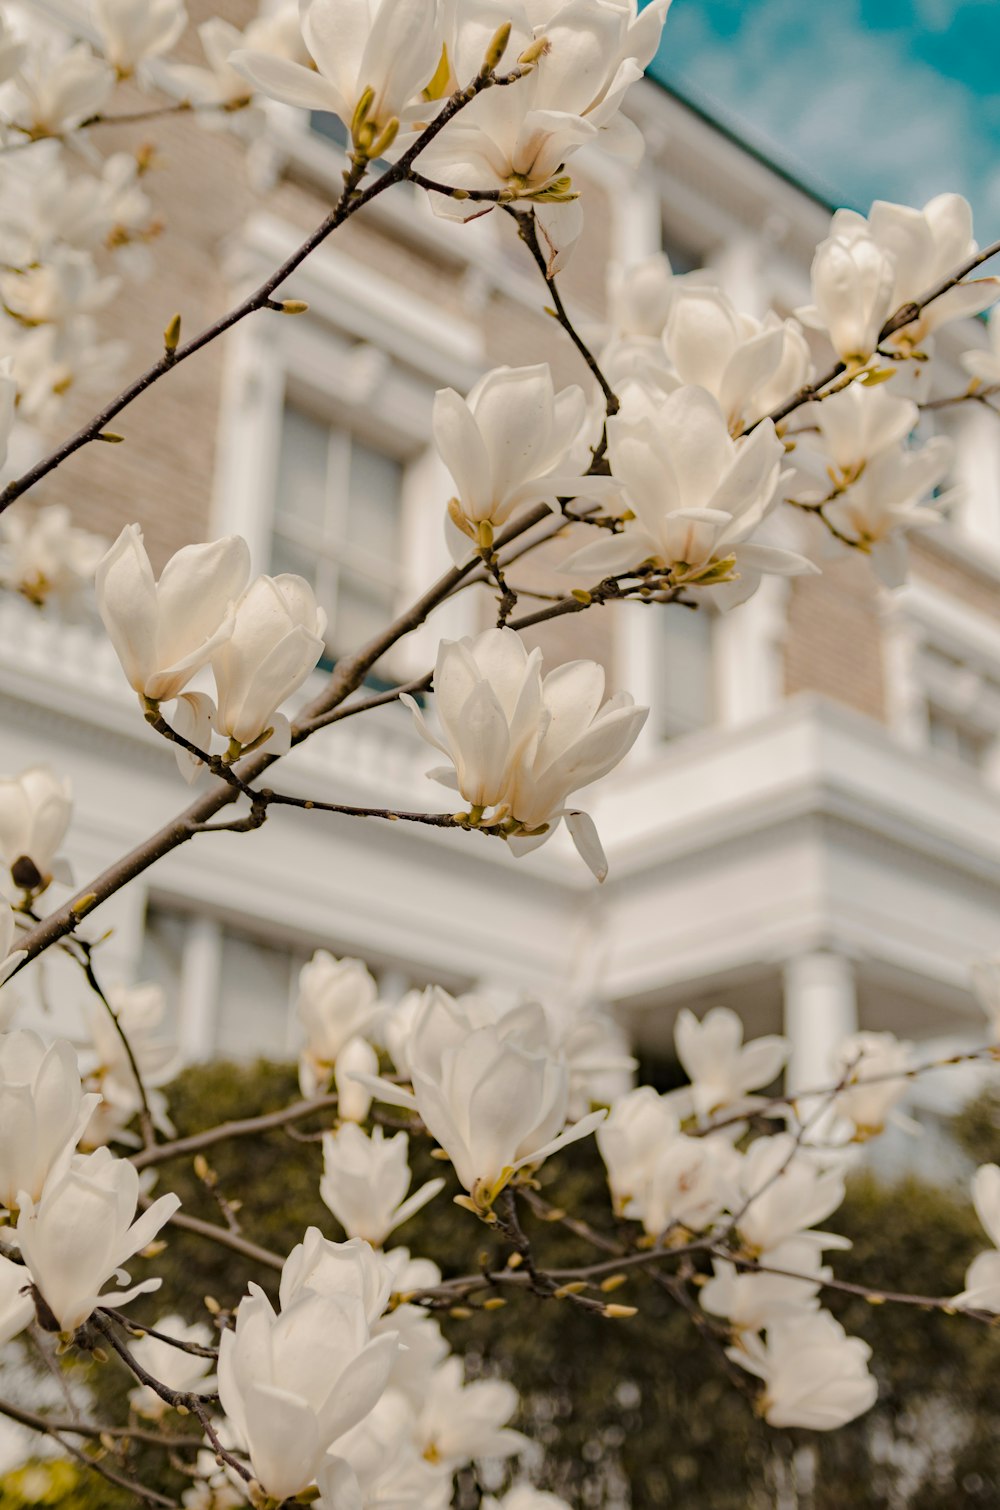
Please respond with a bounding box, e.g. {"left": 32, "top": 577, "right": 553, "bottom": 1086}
{"left": 0, "top": 1, "right": 999, "bottom": 1506}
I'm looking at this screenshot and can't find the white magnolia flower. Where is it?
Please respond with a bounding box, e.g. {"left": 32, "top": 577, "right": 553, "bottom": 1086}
{"left": 434, "top": 364, "right": 595, "bottom": 547}
{"left": 95, "top": 525, "right": 250, "bottom": 704}
{"left": 11, "top": 319, "right": 127, "bottom": 424}
{"left": 734, "top": 1135, "right": 847, "bottom": 1258}
{"left": 7, "top": 40, "right": 113, "bottom": 137}
{"left": 405, "top": 629, "right": 544, "bottom": 813}
{"left": 502, "top": 656, "right": 648, "bottom": 879}
{"left": 729, "top": 1310, "right": 877, "bottom": 1430}
{"left": 383, "top": 978, "right": 634, "bottom": 1111}
{"left": 164, "top": 10, "right": 308, "bottom": 115}
{"left": 421, "top": 0, "right": 670, "bottom": 209}
{"left": 0, "top": 14, "right": 26, "bottom": 86}
{"left": 0, "top": 1253, "right": 34, "bottom": 1347}
{"left": 318, "top": 1392, "right": 452, "bottom": 1510}
{"left": 608, "top": 253, "right": 683, "bottom": 341}
{"left": 700, "top": 1239, "right": 829, "bottom": 1333}
{"left": 93, "top": 0, "right": 188, "bottom": 76}
{"left": 829, "top": 1031, "right": 913, "bottom": 1139}
{"left": 563, "top": 387, "right": 815, "bottom": 610}
{"left": 0, "top": 361, "right": 14, "bottom": 474}
{"left": 231, "top": 0, "right": 444, "bottom": 140}
{"left": 597, "top": 1085, "right": 680, "bottom": 1215}
{"left": 320, "top": 1124, "right": 444, "bottom": 1247}
{"left": 1, "top": 148, "right": 156, "bottom": 273}
{"left": 279, "top": 1229, "right": 394, "bottom": 1326}
{"left": 631, "top": 1124, "right": 737, "bottom": 1240}
{"left": 0, "top": 505, "right": 107, "bottom": 611}
{"left": 296, "top": 951, "right": 381, "bottom": 1097}
{"left": 217, "top": 1281, "right": 398, "bottom": 1501}
{"left": 0, "top": 1031, "right": 98, "bottom": 1211}
{"left": 0, "top": 765, "right": 73, "bottom": 891}
{"left": 674, "top": 1006, "right": 789, "bottom": 1121}
{"left": 972, "top": 957, "right": 1000, "bottom": 1040}
{"left": 0, "top": 905, "right": 25, "bottom": 985}
{"left": 485, "top": 1490, "right": 573, "bottom": 1510}
{"left": 405, "top": 629, "right": 646, "bottom": 880}
{"left": 375, "top": 1301, "right": 450, "bottom": 1402}
{"left": 17, "top": 1147, "right": 180, "bottom": 1333}
{"left": 1, "top": 248, "right": 118, "bottom": 330}
{"left": 82, "top": 982, "right": 179, "bottom": 1143}
{"left": 366, "top": 992, "right": 606, "bottom": 1210}
{"left": 955, "top": 1164, "right": 1000, "bottom": 1312}
{"left": 804, "top": 227, "right": 897, "bottom": 366}
{"left": 961, "top": 311, "right": 1000, "bottom": 390}
{"left": 832, "top": 194, "right": 999, "bottom": 351}
{"left": 415, "top": 1355, "right": 526, "bottom": 1468}
{"left": 335, "top": 1037, "right": 379, "bottom": 1123}
{"left": 211, "top": 574, "right": 326, "bottom": 754}
{"left": 820, "top": 439, "right": 950, "bottom": 588}
{"left": 129, "top": 1314, "right": 216, "bottom": 1419}
{"left": 663, "top": 286, "right": 808, "bottom": 433}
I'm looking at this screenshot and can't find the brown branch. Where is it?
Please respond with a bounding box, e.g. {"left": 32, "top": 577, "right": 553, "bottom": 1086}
{"left": 132, "top": 1093, "right": 339, "bottom": 1170}
{"left": 163, "top": 1209, "right": 285, "bottom": 1272}
{"left": 752, "top": 235, "right": 1000, "bottom": 433}
{"left": 0, "top": 61, "right": 530, "bottom": 517}
{"left": 0, "top": 1392, "right": 181, "bottom": 1507}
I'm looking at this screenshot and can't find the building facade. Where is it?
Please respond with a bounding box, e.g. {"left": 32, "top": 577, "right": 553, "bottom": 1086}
{"left": 5, "top": 0, "right": 1000, "bottom": 1134}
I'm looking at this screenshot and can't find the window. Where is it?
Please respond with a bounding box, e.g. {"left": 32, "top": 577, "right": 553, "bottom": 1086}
{"left": 139, "top": 903, "right": 420, "bottom": 1063}
{"left": 926, "top": 705, "right": 993, "bottom": 771}
{"left": 272, "top": 399, "right": 406, "bottom": 666}
{"left": 656, "top": 605, "right": 716, "bottom": 740}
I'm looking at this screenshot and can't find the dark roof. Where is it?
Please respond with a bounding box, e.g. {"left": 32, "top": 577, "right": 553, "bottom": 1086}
{"left": 645, "top": 68, "right": 844, "bottom": 215}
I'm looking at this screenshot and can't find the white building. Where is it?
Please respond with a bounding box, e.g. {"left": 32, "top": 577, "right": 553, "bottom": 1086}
{"left": 4, "top": 18, "right": 1000, "bottom": 1134}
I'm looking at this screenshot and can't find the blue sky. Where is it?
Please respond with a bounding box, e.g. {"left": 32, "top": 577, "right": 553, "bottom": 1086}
{"left": 644, "top": 0, "right": 1000, "bottom": 229}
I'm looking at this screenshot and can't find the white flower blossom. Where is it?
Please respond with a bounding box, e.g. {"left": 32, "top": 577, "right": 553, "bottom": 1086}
{"left": 231, "top": 0, "right": 444, "bottom": 141}
{"left": 365, "top": 991, "right": 606, "bottom": 1211}
{"left": 434, "top": 364, "right": 597, "bottom": 549}
{"left": 0, "top": 766, "right": 73, "bottom": 891}
{"left": 700, "top": 1239, "right": 830, "bottom": 1333}
{"left": 278, "top": 1229, "right": 394, "bottom": 1326}
{"left": 81, "top": 982, "right": 179, "bottom": 1144}
{"left": 562, "top": 386, "right": 816, "bottom": 610}
{"left": 335, "top": 1036, "right": 379, "bottom": 1124}
{"left": 7, "top": 40, "right": 113, "bottom": 137}
{"left": 832, "top": 194, "right": 999, "bottom": 352}
{"left": 93, "top": 0, "right": 188, "bottom": 76}
{"left": 128, "top": 1314, "right": 216, "bottom": 1418}
{"left": 318, "top": 1391, "right": 452, "bottom": 1510}
{"left": 17, "top": 1147, "right": 180, "bottom": 1333}
{"left": 0, "top": 505, "right": 107, "bottom": 611}
{"left": 829, "top": 1031, "right": 913, "bottom": 1140}
{"left": 0, "top": 905, "right": 25, "bottom": 986}
{"left": 728, "top": 1310, "right": 877, "bottom": 1430}
{"left": 217, "top": 1280, "right": 398, "bottom": 1501}
{"left": 320, "top": 1124, "right": 444, "bottom": 1247}
{"left": 210, "top": 574, "right": 326, "bottom": 755}
{"left": 96, "top": 525, "right": 251, "bottom": 703}
{"left": 674, "top": 1006, "right": 789, "bottom": 1120}
{"left": 734, "top": 1135, "right": 847, "bottom": 1258}
{"left": 0, "top": 1253, "right": 34, "bottom": 1347}
{"left": 803, "top": 227, "right": 897, "bottom": 366}
{"left": 955, "top": 1164, "right": 1000, "bottom": 1312}
{"left": 405, "top": 629, "right": 646, "bottom": 880}
{"left": 414, "top": 1355, "right": 526, "bottom": 1469}
{"left": 296, "top": 951, "right": 381, "bottom": 1097}
{"left": 0, "top": 1031, "right": 98, "bottom": 1211}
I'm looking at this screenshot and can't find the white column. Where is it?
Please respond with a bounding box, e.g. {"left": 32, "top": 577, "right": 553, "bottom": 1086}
{"left": 177, "top": 917, "right": 223, "bottom": 1063}
{"left": 783, "top": 952, "right": 858, "bottom": 1093}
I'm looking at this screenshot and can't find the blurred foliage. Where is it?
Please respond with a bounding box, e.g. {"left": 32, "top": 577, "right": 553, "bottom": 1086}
{"left": 18, "top": 1064, "right": 1000, "bottom": 1509}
